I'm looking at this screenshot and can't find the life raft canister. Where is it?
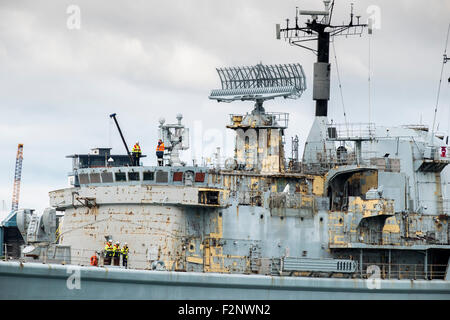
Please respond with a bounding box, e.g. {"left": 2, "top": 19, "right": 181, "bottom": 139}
{"left": 90, "top": 255, "right": 98, "bottom": 266}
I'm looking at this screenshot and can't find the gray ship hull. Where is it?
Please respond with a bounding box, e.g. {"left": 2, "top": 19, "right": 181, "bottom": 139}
{"left": 1, "top": 261, "right": 449, "bottom": 300}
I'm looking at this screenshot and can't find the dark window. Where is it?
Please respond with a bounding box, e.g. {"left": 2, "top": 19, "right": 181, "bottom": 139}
{"left": 143, "top": 171, "right": 154, "bottom": 181}
{"left": 89, "top": 173, "right": 101, "bottom": 183}
{"left": 195, "top": 172, "right": 205, "bottom": 182}
{"left": 128, "top": 172, "right": 140, "bottom": 181}
{"left": 115, "top": 172, "right": 126, "bottom": 182}
{"left": 173, "top": 172, "right": 183, "bottom": 182}
{"left": 101, "top": 172, "right": 114, "bottom": 183}
{"left": 198, "top": 190, "right": 219, "bottom": 205}
{"left": 328, "top": 127, "right": 337, "bottom": 139}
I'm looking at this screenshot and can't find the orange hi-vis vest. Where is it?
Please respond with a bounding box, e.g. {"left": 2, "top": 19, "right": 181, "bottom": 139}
{"left": 156, "top": 142, "right": 165, "bottom": 152}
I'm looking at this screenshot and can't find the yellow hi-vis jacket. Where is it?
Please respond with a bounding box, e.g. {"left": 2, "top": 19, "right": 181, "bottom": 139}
{"left": 121, "top": 246, "right": 129, "bottom": 259}
{"left": 113, "top": 245, "right": 121, "bottom": 257}
{"left": 104, "top": 243, "right": 114, "bottom": 257}
{"left": 132, "top": 144, "right": 142, "bottom": 154}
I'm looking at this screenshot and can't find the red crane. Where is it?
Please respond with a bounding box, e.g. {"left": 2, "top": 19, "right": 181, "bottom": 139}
{"left": 11, "top": 144, "right": 24, "bottom": 214}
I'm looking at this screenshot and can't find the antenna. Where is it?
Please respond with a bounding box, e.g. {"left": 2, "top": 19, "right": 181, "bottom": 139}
{"left": 431, "top": 23, "right": 450, "bottom": 144}
{"left": 276, "top": 0, "right": 367, "bottom": 118}
{"left": 209, "top": 62, "right": 306, "bottom": 113}
{"left": 350, "top": 3, "right": 354, "bottom": 25}
{"left": 331, "top": 40, "right": 349, "bottom": 134}
{"left": 158, "top": 114, "right": 189, "bottom": 167}
{"left": 292, "top": 135, "right": 299, "bottom": 161}
{"left": 368, "top": 22, "right": 373, "bottom": 127}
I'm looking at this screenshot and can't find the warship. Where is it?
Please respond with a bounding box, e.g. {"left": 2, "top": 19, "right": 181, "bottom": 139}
{"left": 1, "top": 1, "right": 450, "bottom": 300}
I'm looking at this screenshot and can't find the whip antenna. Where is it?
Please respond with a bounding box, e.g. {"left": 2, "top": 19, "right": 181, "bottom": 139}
{"left": 431, "top": 23, "right": 450, "bottom": 143}
{"left": 331, "top": 39, "right": 349, "bottom": 135}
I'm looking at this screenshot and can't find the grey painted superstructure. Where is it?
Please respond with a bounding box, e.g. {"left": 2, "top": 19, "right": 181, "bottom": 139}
{"left": 1, "top": 1, "right": 450, "bottom": 300}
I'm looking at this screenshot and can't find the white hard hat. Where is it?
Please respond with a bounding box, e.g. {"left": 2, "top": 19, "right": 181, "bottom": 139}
{"left": 124, "top": 242, "right": 128, "bottom": 245}
{"left": 116, "top": 241, "right": 120, "bottom": 244}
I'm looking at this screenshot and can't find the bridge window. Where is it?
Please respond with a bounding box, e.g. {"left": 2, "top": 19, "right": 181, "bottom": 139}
{"left": 173, "top": 172, "right": 183, "bottom": 182}
{"left": 143, "top": 171, "right": 154, "bottom": 181}
{"left": 78, "top": 174, "right": 89, "bottom": 184}
{"left": 195, "top": 172, "right": 205, "bottom": 182}
{"left": 155, "top": 171, "right": 168, "bottom": 183}
{"left": 128, "top": 172, "right": 139, "bottom": 181}
{"left": 101, "top": 172, "right": 113, "bottom": 183}
{"left": 115, "top": 172, "right": 126, "bottom": 182}
{"left": 89, "top": 173, "right": 101, "bottom": 183}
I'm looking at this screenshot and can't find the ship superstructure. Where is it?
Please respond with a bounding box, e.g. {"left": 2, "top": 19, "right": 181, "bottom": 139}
{"left": 1, "top": 1, "right": 450, "bottom": 299}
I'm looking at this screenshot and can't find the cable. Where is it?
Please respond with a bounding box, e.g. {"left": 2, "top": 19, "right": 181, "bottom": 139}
{"left": 368, "top": 32, "right": 372, "bottom": 126}
{"left": 447, "top": 91, "right": 450, "bottom": 145}
{"left": 431, "top": 23, "right": 450, "bottom": 143}
{"left": 331, "top": 38, "right": 349, "bottom": 136}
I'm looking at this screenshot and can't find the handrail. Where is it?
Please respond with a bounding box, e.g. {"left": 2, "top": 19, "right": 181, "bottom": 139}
{"left": 18, "top": 246, "right": 448, "bottom": 281}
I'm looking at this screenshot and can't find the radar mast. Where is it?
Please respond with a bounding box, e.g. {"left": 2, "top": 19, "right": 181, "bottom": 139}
{"left": 276, "top": 1, "right": 368, "bottom": 169}
{"left": 209, "top": 63, "right": 307, "bottom": 172}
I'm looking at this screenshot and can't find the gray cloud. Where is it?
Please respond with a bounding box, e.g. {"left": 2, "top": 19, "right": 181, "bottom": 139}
{"left": 0, "top": 0, "right": 449, "bottom": 214}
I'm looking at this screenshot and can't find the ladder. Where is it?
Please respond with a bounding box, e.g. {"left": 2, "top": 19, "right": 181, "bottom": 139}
{"left": 27, "top": 214, "right": 40, "bottom": 242}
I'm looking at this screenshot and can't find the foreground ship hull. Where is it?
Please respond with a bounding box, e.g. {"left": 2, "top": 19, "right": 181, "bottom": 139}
{"left": 1, "top": 261, "right": 449, "bottom": 300}
{"left": 3, "top": 2, "right": 450, "bottom": 302}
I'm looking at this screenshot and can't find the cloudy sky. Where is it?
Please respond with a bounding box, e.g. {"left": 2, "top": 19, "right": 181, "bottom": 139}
{"left": 0, "top": 0, "right": 449, "bottom": 215}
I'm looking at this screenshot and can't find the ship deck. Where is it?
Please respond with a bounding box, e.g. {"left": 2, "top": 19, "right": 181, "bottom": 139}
{"left": 1, "top": 261, "right": 449, "bottom": 300}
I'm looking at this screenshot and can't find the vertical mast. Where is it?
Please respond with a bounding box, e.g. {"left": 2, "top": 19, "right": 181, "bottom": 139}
{"left": 11, "top": 144, "right": 24, "bottom": 214}
{"left": 276, "top": 1, "right": 367, "bottom": 169}
{"left": 315, "top": 27, "right": 330, "bottom": 117}
{"left": 277, "top": 1, "right": 366, "bottom": 117}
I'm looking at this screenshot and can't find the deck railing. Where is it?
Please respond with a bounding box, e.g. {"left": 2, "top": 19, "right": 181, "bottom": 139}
{"left": 329, "top": 229, "right": 450, "bottom": 247}
{"left": 359, "top": 262, "right": 448, "bottom": 280}
{"left": 22, "top": 247, "right": 448, "bottom": 281}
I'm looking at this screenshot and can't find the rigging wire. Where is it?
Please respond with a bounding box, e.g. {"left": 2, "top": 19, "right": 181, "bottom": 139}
{"left": 431, "top": 23, "right": 450, "bottom": 142}
{"left": 331, "top": 38, "right": 349, "bottom": 137}
{"left": 448, "top": 88, "right": 450, "bottom": 145}
{"left": 368, "top": 31, "right": 372, "bottom": 126}
{"left": 366, "top": 27, "right": 375, "bottom": 155}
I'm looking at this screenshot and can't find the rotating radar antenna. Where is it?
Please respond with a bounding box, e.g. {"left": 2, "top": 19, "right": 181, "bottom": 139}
{"left": 209, "top": 62, "right": 307, "bottom": 113}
